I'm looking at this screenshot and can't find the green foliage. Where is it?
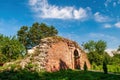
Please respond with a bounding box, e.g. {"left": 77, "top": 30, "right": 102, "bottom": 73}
{"left": 113, "top": 54, "right": 120, "bottom": 59}
{"left": 82, "top": 40, "right": 107, "bottom": 65}
{"left": 25, "top": 62, "right": 35, "bottom": 71}
{"left": 17, "top": 26, "right": 29, "bottom": 50}
{"left": 107, "top": 65, "right": 120, "bottom": 73}
{"left": 0, "top": 34, "right": 25, "bottom": 62}
{"left": 17, "top": 22, "right": 58, "bottom": 49}
{"left": 82, "top": 40, "right": 106, "bottom": 54}
{"left": 91, "top": 64, "right": 120, "bottom": 74}
{"left": 82, "top": 40, "right": 96, "bottom": 52}
{"left": 0, "top": 69, "right": 120, "bottom": 80}
{"left": 104, "top": 52, "right": 111, "bottom": 64}
{"left": 117, "top": 45, "right": 120, "bottom": 51}
{"left": 91, "top": 63, "right": 103, "bottom": 71}
{"left": 111, "top": 51, "right": 120, "bottom": 65}
{"left": 109, "top": 46, "right": 120, "bottom": 65}
{"left": 110, "top": 57, "right": 120, "bottom": 65}
{"left": 88, "top": 52, "right": 104, "bottom": 65}
{"left": 0, "top": 53, "right": 7, "bottom": 63}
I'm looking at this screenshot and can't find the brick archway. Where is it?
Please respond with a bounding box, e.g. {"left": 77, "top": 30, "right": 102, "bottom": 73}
{"left": 74, "top": 49, "right": 80, "bottom": 69}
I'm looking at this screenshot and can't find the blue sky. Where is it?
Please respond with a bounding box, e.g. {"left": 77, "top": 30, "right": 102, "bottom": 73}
{"left": 0, "top": 0, "right": 120, "bottom": 50}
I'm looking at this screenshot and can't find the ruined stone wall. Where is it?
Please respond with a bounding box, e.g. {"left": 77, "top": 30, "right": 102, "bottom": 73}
{"left": 26, "top": 36, "right": 91, "bottom": 72}
{"left": 46, "top": 41, "right": 73, "bottom": 71}
{"left": 79, "top": 51, "right": 91, "bottom": 70}
{"left": 3, "top": 36, "right": 90, "bottom": 72}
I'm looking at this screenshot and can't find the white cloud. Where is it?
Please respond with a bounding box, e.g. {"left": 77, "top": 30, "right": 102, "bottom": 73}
{"left": 94, "top": 12, "right": 111, "bottom": 22}
{"left": 29, "top": 0, "right": 37, "bottom": 6}
{"left": 29, "top": 0, "right": 91, "bottom": 20}
{"left": 105, "top": 48, "right": 116, "bottom": 56}
{"left": 104, "top": 24, "right": 112, "bottom": 28}
{"left": 73, "top": 8, "right": 89, "bottom": 20}
{"left": 103, "top": 22, "right": 120, "bottom": 29}
{"left": 115, "top": 22, "right": 120, "bottom": 28}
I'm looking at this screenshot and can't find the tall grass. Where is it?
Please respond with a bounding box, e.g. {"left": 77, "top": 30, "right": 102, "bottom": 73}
{"left": 91, "top": 64, "right": 120, "bottom": 74}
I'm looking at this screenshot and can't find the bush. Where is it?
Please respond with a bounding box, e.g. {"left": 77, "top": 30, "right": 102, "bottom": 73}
{"left": 103, "top": 61, "right": 108, "bottom": 74}
{"left": 84, "top": 62, "right": 87, "bottom": 71}
{"left": 0, "top": 35, "right": 25, "bottom": 62}
{"left": 0, "top": 53, "right": 7, "bottom": 63}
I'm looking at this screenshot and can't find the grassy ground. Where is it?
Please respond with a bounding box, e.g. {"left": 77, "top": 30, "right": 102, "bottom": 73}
{"left": 0, "top": 69, "right": 120, "bottom": 80}
{"left": 91, "top": 64, "right": 120, "bottom": 74}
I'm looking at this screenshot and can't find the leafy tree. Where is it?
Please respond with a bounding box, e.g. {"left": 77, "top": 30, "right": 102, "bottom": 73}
{"left": 28, "top": 23, "right": 58, "bottom": 47}
{"left": 111, "top": 46, "right": 120, "bottom": 65}
{"left": 117, "top": 45, "right": 120, "bottom": 51}
{"left": 82, "top": 40, "right": 106, "bottom": 54}
{"left": 111, "top": 53, "right": 120, "bottom": 65}
{"left": 95, "top": 40, "right": 106, "bottom": 54}
{"left": 82, "top": 40, "right": 107, "bottom": 65}
{"left": 82, "top": 40, "right": 96, "bottom": 52}
{"left": 17, "top": 22, "right": 58, "bottom": 50}
{"left": 88, "top": 52, "right": 104, "bottom": 65}
{"left": 103, "top": 52, "right": 111, "bottom": 64}
{"left": 113, "top": 54, "right": 120, "bottom": 59}
{"left": 0, "top": 34, "right": 25, "bottom": 62}
{"left": 17, "top": 26, "right": 29, "bottom": 50}
{"left": 108, "top": 51, "right": 119, "bottom": 65}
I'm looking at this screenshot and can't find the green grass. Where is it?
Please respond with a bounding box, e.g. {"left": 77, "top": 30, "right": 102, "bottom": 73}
{"left": 0, "top": 69, "right": 120, "bottom": 80}
{"left": 91, "top": 64, "right": 120, "bottom": 74}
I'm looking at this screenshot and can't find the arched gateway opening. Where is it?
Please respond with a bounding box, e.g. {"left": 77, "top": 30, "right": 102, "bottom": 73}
{"left": 74, "top": 49, "right": 80, "bottom": 69}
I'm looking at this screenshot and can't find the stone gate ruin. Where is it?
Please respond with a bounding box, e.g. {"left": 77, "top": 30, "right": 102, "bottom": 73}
{"left": 28, "top": 36, "right": 91, "bottom": 72}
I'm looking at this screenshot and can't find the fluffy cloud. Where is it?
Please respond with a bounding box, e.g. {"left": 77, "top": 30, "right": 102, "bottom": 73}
{"left": 103, "top": 22, "right": 120, "bottom": 29}
{"left": 29, "top": 0, "right": 91, "bottom": 20}
{"left": 115, "top": 22, "right": 120, "bottom": 28}
{"left": 105, "top": 48, "right": 116, "bottom": 56}
{"left": 94, "top": 12, "right": 111, "bottom": 22}
{"left": 29, "top": 0, "right": 37, "bottom": 6}
{"left": 104, "top": 24, "right": 112, "bottom": 28}
{"left": 73, "top": 8, "right": 89, "bottom": 20}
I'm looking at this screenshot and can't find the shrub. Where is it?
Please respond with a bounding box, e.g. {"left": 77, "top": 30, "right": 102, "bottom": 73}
{"left": 0, "top": 53, "right": 7, "bottom": 64}
{"left": 103, "top": 61, "right": 108, "bottom": 74}
{"left": 84, "top": 62, "right": 87, "bottom": 71}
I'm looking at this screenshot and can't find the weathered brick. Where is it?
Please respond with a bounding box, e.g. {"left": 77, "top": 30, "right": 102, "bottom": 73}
{"left": 27, "top": 36, "right": 91, "bottom": 72}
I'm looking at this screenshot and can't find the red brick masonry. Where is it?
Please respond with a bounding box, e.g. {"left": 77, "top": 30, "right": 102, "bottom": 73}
{"left": 39, "top": 37, "right": 91, "bottom": 72}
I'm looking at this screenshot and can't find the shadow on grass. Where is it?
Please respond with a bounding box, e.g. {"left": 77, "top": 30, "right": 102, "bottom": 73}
{"left": 0, "top": 69, "right": 120, "bottom": 80}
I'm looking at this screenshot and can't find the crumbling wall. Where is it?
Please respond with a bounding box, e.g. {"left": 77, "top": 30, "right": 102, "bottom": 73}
{"left": 3, "top": 36, "right": 90, "bottom": 72}
{"left": 27, "top": 36, "right": 91, "bottom": 71}
{"left": 79, "top": 51, "right": 91, "bottom": 70}
{"left": 46, "top": 41, "right": 72, "bottom": 71}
